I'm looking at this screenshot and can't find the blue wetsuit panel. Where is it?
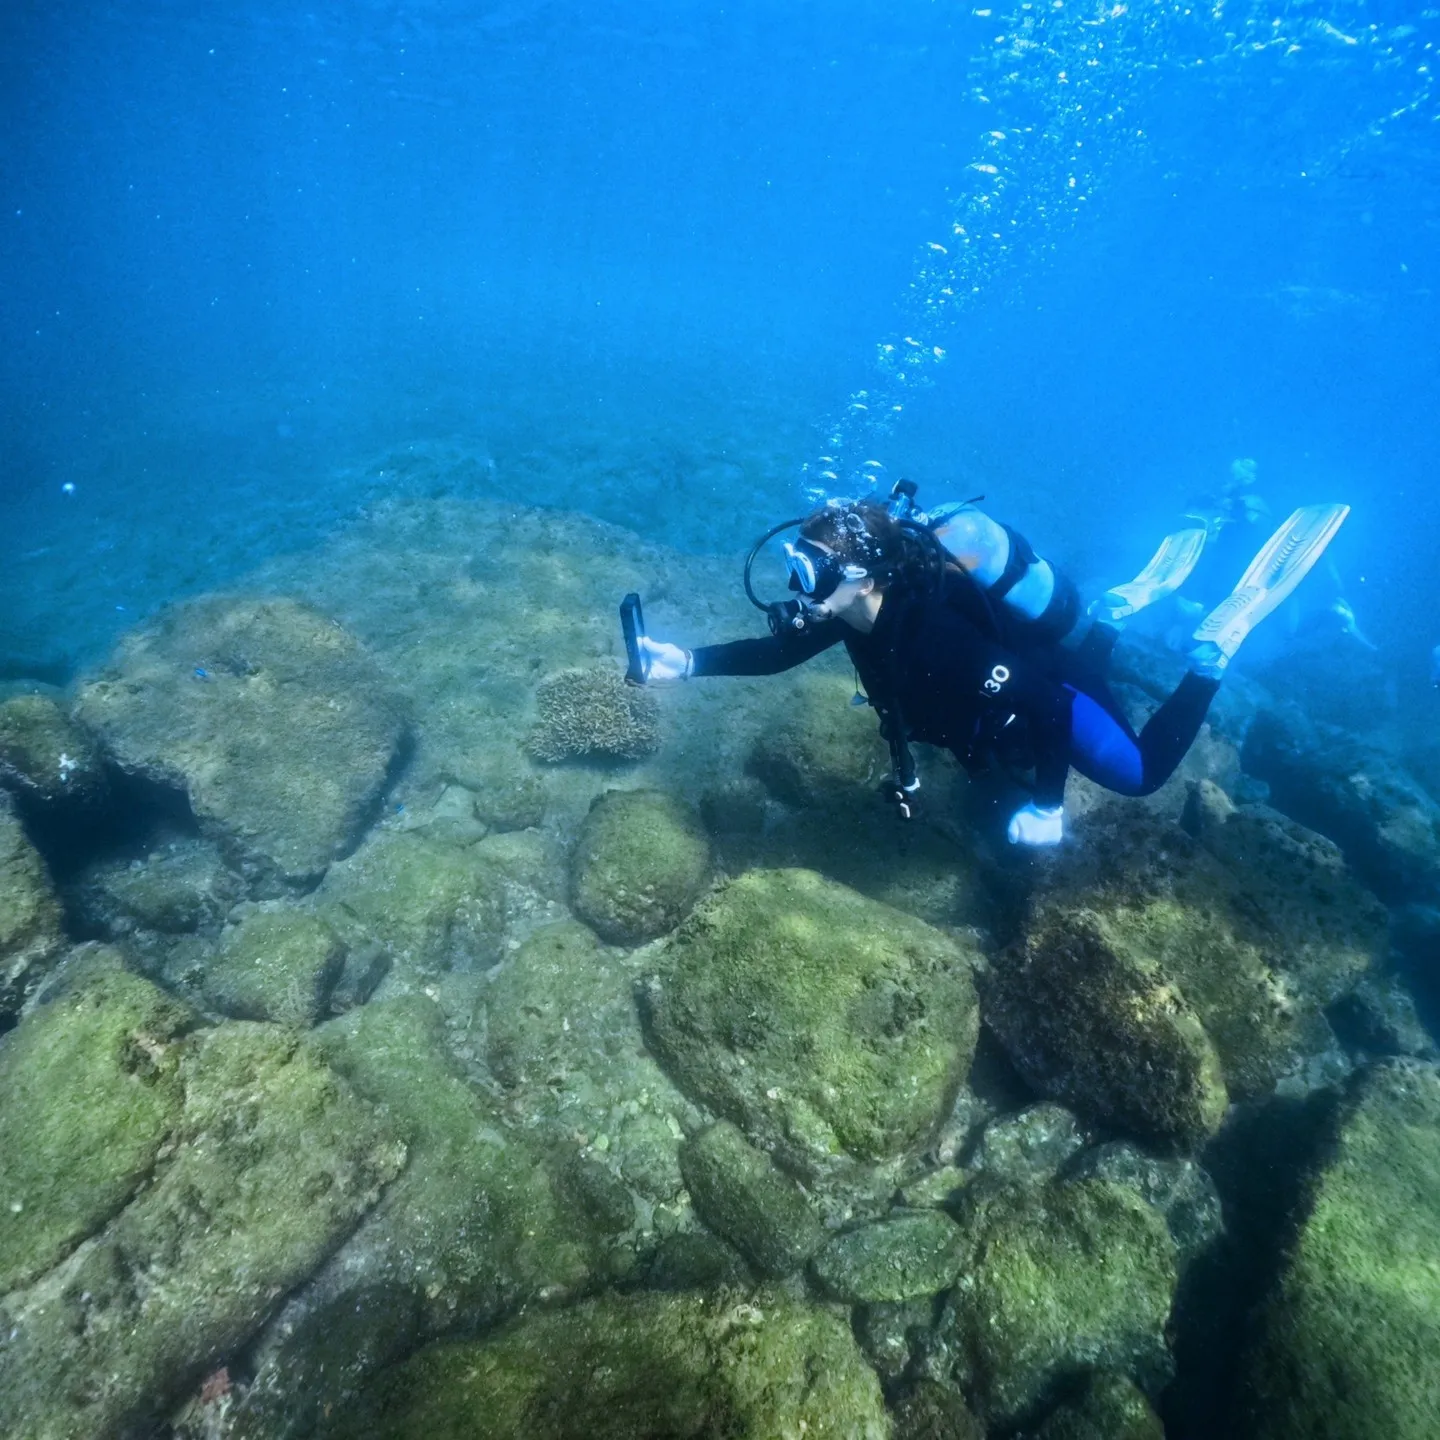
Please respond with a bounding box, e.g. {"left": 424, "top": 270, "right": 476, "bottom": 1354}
{"left": 1066, "top": 685, "right": 1145, "bottom": 794}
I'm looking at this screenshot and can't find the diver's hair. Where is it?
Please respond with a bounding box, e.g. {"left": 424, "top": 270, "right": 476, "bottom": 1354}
{"left": 799, "top": 499, "right": 942, "bottom": 593}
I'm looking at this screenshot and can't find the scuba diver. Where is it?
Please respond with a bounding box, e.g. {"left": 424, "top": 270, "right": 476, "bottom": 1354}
{"left": 625, "top": 482, "right": 1349, "bottom": 847}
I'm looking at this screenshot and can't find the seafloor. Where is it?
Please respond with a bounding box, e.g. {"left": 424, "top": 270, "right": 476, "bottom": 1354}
{"left": 2, "top": 418, "right": 1439, "bottom": 1440}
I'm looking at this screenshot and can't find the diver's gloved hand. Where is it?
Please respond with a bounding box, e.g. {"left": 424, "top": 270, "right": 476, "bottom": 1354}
{"left": 636, "top": 637, "right": 693, "bottom": 684}
{"left": 881, "top": 777, "right": 921, "bottom": 822}
{"left": 1007, "top": 802, "right": 1064, "bottom": 847}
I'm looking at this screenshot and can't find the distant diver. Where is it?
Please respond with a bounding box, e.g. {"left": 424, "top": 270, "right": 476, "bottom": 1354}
{"left": 622, "top": 480, "right": 1349, "bottom": 847}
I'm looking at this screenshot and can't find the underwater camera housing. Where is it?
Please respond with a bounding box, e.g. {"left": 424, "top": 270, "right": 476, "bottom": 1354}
{"left": 619, "top": 592, "right": 646, "bottom": 684}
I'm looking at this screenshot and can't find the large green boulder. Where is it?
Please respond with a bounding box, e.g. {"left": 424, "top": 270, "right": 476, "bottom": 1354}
{"left": 938, "top": 1178, "right": 1177, "bottom": 1427}
{"left": 986, "top": 803, "right": 1384, "bottom": 1150}
{"left": 643, "top": 868, "right": 980, "bottom": 1182}
{"left": 678, "top": 1121, "right": 823, "bottom": 1277}
{"left": 315, "top": 828, "right": 507, "bottom": 976}
{"left": 0, "top": 1022, "right": 402, "bottom": 1440}
{"left": 336, "top": 1289, "right": 890, "bottom": 1439}
{"left": 73, "top": 596, "right": 406, "bottom": 886}
{"left": 0, "top": 961, "right": 191, "bottom": 1292}
{"left": 1242, "top": 1060, "right": 1440, "bottom": 1440}
{"left": 202, "top": 907, "right": 347, "bottom": 1025}
{"left": 569, "top": 789, "right": 712, "bottom": 945}
{"left": 0, "top": 791, "right": 65, "bottom": 1022}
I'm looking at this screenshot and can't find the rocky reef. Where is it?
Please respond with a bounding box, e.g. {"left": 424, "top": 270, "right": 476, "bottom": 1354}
{"left": 0, "top": 494, "right": 1433, "bottom": 1440}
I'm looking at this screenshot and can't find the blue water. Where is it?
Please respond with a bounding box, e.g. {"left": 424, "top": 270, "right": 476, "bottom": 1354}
{"left": 5, "top": 0, "right": 1436, "bottom": 695}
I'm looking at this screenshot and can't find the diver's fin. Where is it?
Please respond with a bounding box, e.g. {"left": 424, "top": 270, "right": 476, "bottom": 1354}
{"left": 1190, "top": 503, "right": 1350, "bottom": 671}
{"left": 1094, "top": 526, "right": 1209, "bottom": 623}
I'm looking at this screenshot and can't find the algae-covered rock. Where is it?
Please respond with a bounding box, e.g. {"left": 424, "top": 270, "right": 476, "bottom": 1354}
{"left": 570, "top": 789, "right": 711, "bottom": 945}
{"left": 239, "top": 996, "right": 598, "bottom": 1438}
{"left": 644, "top": 868, "right": 980, "bottom": 1181}
{"left": 70, "top": 833, "right": 242, "bottom": 936}
{"left": 812, "top": 1209, "right": 966, "bottom": 1303}
{"left": 315, "top": 828, "right": 507, "bottom": 977}
{"left": 893, "top": 1378, "right": 985, "bottom": 1440}
{"left": 985, "top": 908, "right": 1230, "bottom": 1152}
{"left": 0, "top": 960, "right": 191, "bottom": 1292}
{"left": 1065, "top": 1141, "right": 1224, "bottom": 1271}
{"left": 0, "top": 790, "right": 65, "bottom": 1021}
{"left": 338, "top": 1289, "right": 890, "bottom": 1439}
{"left": 485, "top": 921, "right": 693, "bottom": 1208}
{"left": 526, "top": 666, "right": 660, "bottom": 764}
{"left": 73, "top": 595, "right": 405, "bottom": 886}
{"left": 0, "top": 693, "right": 107, "bottom": 808}
{"left": 678, "top": 1121, "right": 824, "bottom": 1277}
{"left": 202, "top": 907, "right": 347, "bottom": 1026}
{"left": 986, "top": 803, "right": 1384, "bottom": 1149}
{"left": 939, "top": 1178, "right": 1177, "bottom": 1427}
{"left": 746, "top": 670, "right": 888, "bottom": 807}
{"left": 1242, "top": 1060, "right": 1440, "bottom": 1440}
{"left": 971, "top": 1103, "right": 1086, "bottom": 1186}
{"left": 0, "top": 1022, "right": 402, "bottom": 1440}
{"left": 1031, "top": 1371, "right": 1164, "bottom": 1440}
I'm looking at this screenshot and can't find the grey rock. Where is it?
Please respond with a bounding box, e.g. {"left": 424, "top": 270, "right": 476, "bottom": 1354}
{"left": 971, "top": 1103, "right": 1086, "bottom": 1185}
{"left": 812, "top": 1210, "right": 966, "bottom": 1304}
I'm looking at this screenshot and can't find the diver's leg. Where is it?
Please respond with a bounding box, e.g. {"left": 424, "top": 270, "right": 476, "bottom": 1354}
{"left": 1067, "top": 673, "right": 1220, "bottom": 798}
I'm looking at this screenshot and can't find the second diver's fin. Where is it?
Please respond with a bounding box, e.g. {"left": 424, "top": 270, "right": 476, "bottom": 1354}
{"left": 1095, "top": 526, "right": 1209, "bottom": 623}
{"left": 1190, "top": 502, "right": 1351, "bottom": 671}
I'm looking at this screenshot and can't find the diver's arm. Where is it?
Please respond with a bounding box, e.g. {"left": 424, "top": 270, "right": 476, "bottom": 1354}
{"left": 690, "top": 622, "right": 842, "bottom": 677}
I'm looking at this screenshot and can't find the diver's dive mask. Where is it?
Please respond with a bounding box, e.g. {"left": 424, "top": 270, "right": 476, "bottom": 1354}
{"left": 782, "top": 537, "right": 869, "bottom": 603}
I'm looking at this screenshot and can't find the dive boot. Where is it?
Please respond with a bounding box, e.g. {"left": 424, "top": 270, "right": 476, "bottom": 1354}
{"left": 1190, "top": 502, "right": 1351, "bottom": 674}
{"left": 1094, "top": 526, "right": 1209, "bottom": 624}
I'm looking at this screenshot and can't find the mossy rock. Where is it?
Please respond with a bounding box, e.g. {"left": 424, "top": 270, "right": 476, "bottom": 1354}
{"left": 893, "top": 1379, "right": 985, "bottom": 1440}
{"left": 336, "top": 1289, "right": 890, "bottom": 1439}
{"left": 0, "top": 693, "right": 107, "bottom": 807}
{"left": 0, "top": 791, "right": 65, "bottom": 1021}
{"left": 570, "top": 789, "right": 712, "bottom": 945}
{"left": 0, "top": 960, "right": 192, "bottom": 1292}
{"left": 678, "top": 1121, "right": 824, "bottom": 1278}
{"left": 241, "top": 997, "right": 599, "bottom": 1439}
{"left": 1242, "top": 1060, "right": 1440, "bottom": 1440}
{"left": 71, "top": 834, "right": 242, "bottom": 936}
{"left": 319, "top": 996, "right": 595, "bottom": 1308}
{"left": 73, "top": 596, "right": 406, "bottom": 886}
{"left": 983, "top": 908, "right": 1230, "bottom": 1152}
{"left": 315, "top": 828, "right": 507, "bottom": 976}
{"left": 939, "top": 1178, "right": 1177, "bottom": 1427}
{"left": 812, "top": 1209, "right": 967, "bottom": 1303}
{"left": 202, "top": 907, "right": 347, "bottom": 1026}
{"left": 449, "top": 748, "right": 547, "bottom": 832}
{"left": 990, "top": 804, "right": 1383, "bottom": 1142}
{"left": 0, "top": 1022, "right": 403, "bottom": 1440}
{"left": 1032, "top": 1371, "right": 1164, "bottom": 1440}
{"left": 746, "top": 671, "right": 887, "bottom": 807}
{"left": 484, "top": 922, "right": 693, "bottom": 1210}
{"left": 644, "top": 868, "right": 980, "bottom": 1181}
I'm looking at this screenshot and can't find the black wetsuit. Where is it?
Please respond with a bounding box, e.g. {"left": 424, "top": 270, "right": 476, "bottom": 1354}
{"left": 692, "top": 570, "right": 1219, "bottom": 807}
